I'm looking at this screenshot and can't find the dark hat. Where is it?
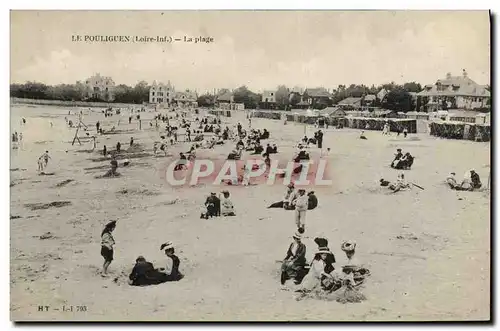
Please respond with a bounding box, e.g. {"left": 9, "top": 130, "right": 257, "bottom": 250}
{"left": 136, "top": 256, "right": 146, "bottom": 263}
{"left": 211, "top": 192, "right": 216, "bottom": 195}
{"left": 106, "top": 220, "right": 117, "bottom": 228}
{"left": 397, "top": 148, "right": 402, "bottom": 151}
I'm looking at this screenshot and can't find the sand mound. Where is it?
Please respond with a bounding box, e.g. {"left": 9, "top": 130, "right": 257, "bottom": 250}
{"left": 117, "top": 188, "right": 160, "bottom": 196}
{"left": 24, "top": 201, "right": 72, "bottom": 210}
{"left": 55, "top": 179, "right": 75, "bottom": 187}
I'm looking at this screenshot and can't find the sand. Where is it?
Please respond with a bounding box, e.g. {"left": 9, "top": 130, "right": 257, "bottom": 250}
{"left": 10, "top": 104, "right": 490, "bottom": 321}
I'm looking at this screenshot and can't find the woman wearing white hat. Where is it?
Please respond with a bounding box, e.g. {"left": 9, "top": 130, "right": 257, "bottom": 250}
{"left": 281, "top": 231, "right": 307, "bottom": 285}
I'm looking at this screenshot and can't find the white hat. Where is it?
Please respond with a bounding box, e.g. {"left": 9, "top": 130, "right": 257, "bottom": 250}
{"left": 341, "top": 240, "right": 356, "bottom": 252}
{"left": 160, "top": 241, "right": 174, "bottom": 251}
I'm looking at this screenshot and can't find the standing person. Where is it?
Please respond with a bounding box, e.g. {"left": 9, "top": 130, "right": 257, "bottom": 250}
{"left": 116, "top": 142, "right": 121, "bottom": 153}
{"left": 316, "top": 130, "right": 324, "bottom": 149}
{"left": 403, "top": 127, "right": 408, "bottom": 138}
{"left": 129, "top": 116, "right": 132, "bottom": 124}
{"left": 96, "top": 121, "right": 100, "bottom": 133}
{"left": 103, "top": 145, "right": 107, "bottom": 156}
{"left": 101, "top": 220, "right": 117, "bottom": 276}
{"left": 38, "top": 151, "right": 51, "bottom": 172}
{"left": 130, "top": 137, "right": 134, "bottom": 147}
{"left": 292, "top": 189, "right": 308, "bottom": 232}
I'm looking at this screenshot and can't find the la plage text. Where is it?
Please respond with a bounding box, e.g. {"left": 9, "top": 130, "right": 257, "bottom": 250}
{"left": 71, "top": 35, "right": 215, "bottom": 44}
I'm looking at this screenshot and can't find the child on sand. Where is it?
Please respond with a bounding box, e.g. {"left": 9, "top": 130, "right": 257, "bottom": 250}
{"left": 101, "top": 220, "right": 117, "bottom": 276}
{"left": 37, "top": 151, "right": 51, "bottom": 172}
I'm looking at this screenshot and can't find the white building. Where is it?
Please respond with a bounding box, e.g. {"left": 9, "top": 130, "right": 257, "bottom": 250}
{"left": 83, "top": 73, "right": 115, "bottom": 101}
{"left": 417, "top": 70, "right": 490, "bottom": 110}
{"left": 262, "top": 90, "right": 276, "bottom": 103}
{"left": 149, "top": 80, "right": 175, "bottom": 106}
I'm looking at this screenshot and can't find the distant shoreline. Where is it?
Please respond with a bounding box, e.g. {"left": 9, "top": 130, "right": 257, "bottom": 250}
{"left": 10, "top": 97, "right": 141, "bottom": 109}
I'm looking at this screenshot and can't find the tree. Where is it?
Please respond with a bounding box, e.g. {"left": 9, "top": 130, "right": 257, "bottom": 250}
{"left": 233, "top": 86, "right": 261, "bottom": 109}
{"left": 381, "top": 89, "right": 414, "bottom": 112}
{"left": 275, "top": 85, "right": 289, "bottom": 109}
{"left": 403, "top": 82, "right": 422, "bottom": 93}
{"left": 197, "top": 93, "right": 215, "bottom": 107}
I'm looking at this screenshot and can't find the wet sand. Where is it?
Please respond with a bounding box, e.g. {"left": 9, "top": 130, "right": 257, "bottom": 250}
{"left": 10, "top": 105, "right": 490, "bottom": 321}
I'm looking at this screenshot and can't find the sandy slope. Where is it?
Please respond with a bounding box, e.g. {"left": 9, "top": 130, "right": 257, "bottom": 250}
{"left": 10, "top": 105, "right": 490, "bottom": 321}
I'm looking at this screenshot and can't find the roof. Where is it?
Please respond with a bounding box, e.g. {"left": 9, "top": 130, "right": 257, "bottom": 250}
{"left": 417, "top": 75, "right": 490, "bottom": 98}
{"left": 338, "top": 97, "right": 362, "bottom": 106}
{"left": 320, "top": 107, "right": 346, "bottom": 117}
{"left": 377, "top": 88, "right": 389, "bottom": 100}
{"left": 175, "top": 90, "right": 197, "bottom": 101}
{"left": 364, "top": 94, "right": 376, "bottom": 101}
{"left": 305, "top": 88, "right": 331, "bottom": 98}
{"left": 448, "top": 110, "right": 488, "bottom": 118}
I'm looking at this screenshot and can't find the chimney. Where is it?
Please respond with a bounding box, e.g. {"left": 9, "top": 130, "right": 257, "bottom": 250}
{"left": 462, "top": 69, "right": 468, "bottom": 78}
{"left": 446, "top": 72, "right": 452, "bottom": 79}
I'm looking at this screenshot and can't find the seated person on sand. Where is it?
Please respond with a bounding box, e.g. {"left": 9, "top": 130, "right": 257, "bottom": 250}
{"left": 187, "top": 146, "right": 197, "bottom": 161}
{"left": 281, "top": 231, "right": 307, "bottom": 286}
{"left": 397, "top": 152, "right": 414, "bottom": 170}
{"left": 270, "top": 144, "right": 278, "bottom": 154}
{"left": 201, "top": 193, "right": 221, "bottom": 219}
{"left": 390, "top": 149, "right": 403, "bottom": 168}
{"left": 379, "top": 178, "right": 390, "bottom": 187}
{"left": 295, "top": 247, "right": 338, "bottom": 299}
{"left": 302, "top": 136, "right": 308, "bottom": 144}
{"left": 340, "top": 241, "right": 370, "bottom": 286}
{"left": 174, "top": 153, "right": 188, "bottom": 171}
{"left": 158, "top": 242, "right": 184, "bottom": 282}
{"left": 252, "top": 144, "right": 264, "bottom": 155}
{"left": 446, "top": 172, "right": 458, "bottom": 189}
{"left": 359, "top": 131, "right": 367, "bottom": 140}
{"left": 307, "top": 191, "right": 318, "bottom": 210}
{"left": 456, "top": 169, "right": 482, "bottom": 191}
{"left": 220, "top": 190, "right": 236, "bottom": 216}
{"left": 260, "top": 129, "right": 270, "bottom": 140}
{"left": 266, "top": 183, "right": 297, "bottom": 209}
{"left": 470, "top": 169, "right": 482, "bottom": 189}
{"left": 128, "top": 256, "right": 166, "bottom": 286}
{"left": 389, "top": 172, "right": 410, "bottom": 192}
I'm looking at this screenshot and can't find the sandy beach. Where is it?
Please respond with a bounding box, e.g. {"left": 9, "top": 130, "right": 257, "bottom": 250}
{"left": 10, "top": 104, "right": 490, "bottom": 321}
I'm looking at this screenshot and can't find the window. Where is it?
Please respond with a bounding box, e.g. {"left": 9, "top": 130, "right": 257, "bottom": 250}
{"left": 158, "top": 98, "right": 163, "bottom": 103}
{"left": 167, "top": 93, "right": 169, "bottom": 97}
{"left": 152, "top": 98, "right": 155, "bottom": 102}
{"left": 152, "top": 92, "right": 155, "bottom": 96}
{"left": 159, "top": 87, "right": 162, "bottom": 91}
{"left": 93, "top": 87, "right": 100, "bottom": 92}
{"left": 271, "top": 93, "right": 274, "bottom": 96}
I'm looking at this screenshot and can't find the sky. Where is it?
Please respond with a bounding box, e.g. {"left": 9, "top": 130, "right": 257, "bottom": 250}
{"left": 10, "top": 10, "right": 491, "bottom": 93}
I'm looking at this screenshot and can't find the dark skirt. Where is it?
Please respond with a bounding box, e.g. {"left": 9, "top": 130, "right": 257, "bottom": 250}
{"left": 101, "top": 246, "right": 114, "bottom": 262}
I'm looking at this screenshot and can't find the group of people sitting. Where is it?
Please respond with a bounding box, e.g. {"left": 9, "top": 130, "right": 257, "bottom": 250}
{"left": 280, "top": 235, "right": 370, "bottom": 301}
{"left": 268, "top": 183, "right": 318, "bottom": 211}
{"left": 380, "top": 172, "right": 411, "bottom": 193}
{"left": 128, "top": 241, "right": 184, "bottom": 286}
{"left": 200, "top": 191, "right": 236, "bottom": 219}
{"left": 446, "top": 169, "right": 482, "bottom": 191}
{"left": 390, "top": 148, "right": 414, "bottom": 170}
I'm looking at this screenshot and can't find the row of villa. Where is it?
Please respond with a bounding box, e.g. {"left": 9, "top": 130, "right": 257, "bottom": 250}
{"left": 77, "top": 70, "right": 490, "bottom": 111}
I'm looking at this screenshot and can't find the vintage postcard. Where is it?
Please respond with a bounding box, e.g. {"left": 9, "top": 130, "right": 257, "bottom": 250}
{"left": 10, "top": 10, "right": 491, "bottom": 321}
